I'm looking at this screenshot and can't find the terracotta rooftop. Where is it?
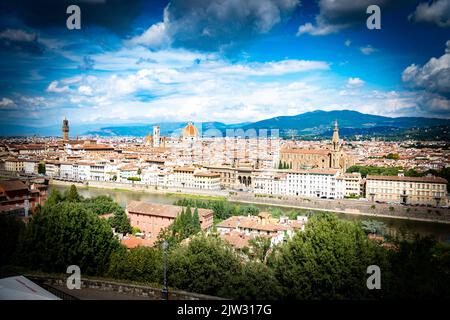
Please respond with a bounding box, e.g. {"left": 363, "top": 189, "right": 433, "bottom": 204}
{"left": 0, "top": 180, "right": 28, "bottom": 192}
{"left": 121, "top": 236, "right": 155, "bottom": 249}
{"left": 126, "top": 201, "right": 213, "bottom": 220}
{"left": 280, "top": 148, "right": 330, "bottom": 155}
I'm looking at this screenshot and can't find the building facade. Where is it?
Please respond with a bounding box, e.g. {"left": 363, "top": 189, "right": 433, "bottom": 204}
{"left": 280, "top": 122, "right": 354, "bottom": 172}
{"left": 126, "top": 201, "right": 214, "bottom": 240}
{"left": 366, "top": 174, "right": 448, "bottom": 206}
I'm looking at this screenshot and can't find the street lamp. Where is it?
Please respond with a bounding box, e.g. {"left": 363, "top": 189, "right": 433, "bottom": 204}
{"left": 161, "top": 240, "right": 169, "bottom": 300}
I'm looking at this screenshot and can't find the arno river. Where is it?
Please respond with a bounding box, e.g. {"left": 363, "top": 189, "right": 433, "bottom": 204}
{"left": 51, "top": 185, "right": 450, "bottom": 243}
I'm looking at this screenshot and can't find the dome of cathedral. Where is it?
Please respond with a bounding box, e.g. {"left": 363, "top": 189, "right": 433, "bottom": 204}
{"left": 182, "top": 122, "right": 199, "bottom": 138}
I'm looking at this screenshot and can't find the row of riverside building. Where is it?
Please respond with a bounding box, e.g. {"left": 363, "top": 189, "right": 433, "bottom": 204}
{"left": 2, "top": 156, "right": 448, "bottom": 207}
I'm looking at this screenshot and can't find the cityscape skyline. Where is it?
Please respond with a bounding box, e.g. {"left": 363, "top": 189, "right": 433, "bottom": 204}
{"left": 0, "top": 0, "right": 449, "bottom": 127}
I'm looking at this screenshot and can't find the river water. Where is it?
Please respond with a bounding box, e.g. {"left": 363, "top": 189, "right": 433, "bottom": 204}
{"left": 50, "top": 185, "right": 450, "bottom": 243}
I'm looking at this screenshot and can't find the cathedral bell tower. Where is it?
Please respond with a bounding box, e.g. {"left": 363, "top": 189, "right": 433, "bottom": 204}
{"left": 62, "top": 118, "right": 69, "bottom": 141}
{"left": 330, "top": 121, "right": 341, "bottom": 169}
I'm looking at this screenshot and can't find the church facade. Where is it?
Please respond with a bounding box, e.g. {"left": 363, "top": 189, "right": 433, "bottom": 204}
{"left": 279, "top": 122, "right": 354, "bottom": 172}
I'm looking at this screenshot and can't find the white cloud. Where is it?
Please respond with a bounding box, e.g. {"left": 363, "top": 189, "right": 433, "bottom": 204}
{"left": 0, "top": 29, "right": 37, "bottom": 42}
{"left": 402, "top": 40, "right": 450, "bottom": 94}
{"left": 345, "top": 39, "right": 351, "bottom": 47}
{"left": 126, "top": 22, "right": 171, "bottom": 49}
{"left": 129, "top": 0, "right": 299, "bottom": 51}
{"left": 78, "top": 85, "right": 93, "bottom": 96}
{"left": 46, "top": 81, "right": 70, "bottom": 93}
{"left": 0, "top": 97, "right": 15, "bottom": 109}
{"left": 297, "top": 0, "right": 389, "bottom": 36}
{"left": 347, "top": 77, "right": 365, "bottom": 87}
{"left": 409, "top": 0, "right": 450, "bottom": 27}
{"left": 218, "top": 60, "right": 330, "bottom": 76}
{"left": 297, "top": 18, "right": 348, "bottom": 36}
{"left": 359, "top": 45, "right": 377, "bottom": 55}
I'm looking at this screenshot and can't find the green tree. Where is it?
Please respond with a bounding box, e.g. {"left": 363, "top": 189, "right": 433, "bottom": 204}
{"left": 18, "top": 201, "right": 121, "bottom": 275}
{"left": 248, "top": 236, "right": 272, "bottom": 263}
{"left": 360, "top": 220, "right": 387, "bottom": 236}
{"left": 65, "top": 184, "right": 81, "bottom": 202}
{"left": 45, "top": 189, "right": 64, "bottom": 206}
{"left": 269, "top": 213, "right": 387, "bottom": 299}
{"left": 168, "top": 234, "right": 243, "bottom": 298}
{"left": 387, "top": 237, "right": 450, "bottom": 299}
{"left": 232, "top": 261, "right": 282, "bottom": 300}
{"left": 38, "top": 162, "right": 46, "bottom": 175}
{"left": 0, "top": 215, "right": 26, "bottom": 267}
{"left": 192, "top": 208, "right": 201, "bottom": 234}
{"left": 109, "top": 209, "right": 132, "bottom": 235}
{"left": 240, "top": 205, "right": 260, "bottom": 216}
{"left": 107, "top": 246, "right": 163, "bottom": 284}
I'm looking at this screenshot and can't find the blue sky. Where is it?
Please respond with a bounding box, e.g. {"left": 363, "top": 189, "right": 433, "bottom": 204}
{"left": 0, "top": 0, "right": 449, "bottom": 126}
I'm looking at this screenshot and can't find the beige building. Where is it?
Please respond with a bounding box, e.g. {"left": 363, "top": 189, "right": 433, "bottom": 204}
{"left": 366, "top": 174, "right": 448, "bottom": 206}
{"left": 206, "top": 165, "right": 238, "bottom": 189}
{"left": 4, "top": 158, "right": 24, "bottom": 172}
{"left": 343, "top": 172, "right": 362, "bottom": 197}
{"left": 280, "top": 122, "right": 354, "bottom": 172}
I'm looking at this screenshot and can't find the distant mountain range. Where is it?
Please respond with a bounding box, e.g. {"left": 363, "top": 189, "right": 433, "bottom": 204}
{"left": 2, "top": 110, "right": 450, "bottom": 139}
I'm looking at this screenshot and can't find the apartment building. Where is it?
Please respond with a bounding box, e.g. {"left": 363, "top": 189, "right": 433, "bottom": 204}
{"left": 366, "top": 174, "right": 448, "bottom": 206}
{"left": 172, "top": 167, "right": 221, "bottom": 190}
{"left": 126, "top": 201, "right": 214, "bottom": 240}
{"left": 44, "top": 161, "right": 60, "bottom": 178}
{"left": 343, "top": 172, "right": 362, "bottom": 197}
{"left": 4, "top": 158, "right": 24, "bottom": 172}
{"left": 253, "top": 169, "right": 345, "bottom": 199}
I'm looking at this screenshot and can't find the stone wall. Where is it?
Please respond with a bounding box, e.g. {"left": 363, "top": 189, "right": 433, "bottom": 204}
{"left": 28, "top": 275, "right": 224, "bottom": 300}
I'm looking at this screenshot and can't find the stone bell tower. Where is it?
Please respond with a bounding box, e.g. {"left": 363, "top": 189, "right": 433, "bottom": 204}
{"left": 62, "top": 118, "right": 69, "bottom": 141}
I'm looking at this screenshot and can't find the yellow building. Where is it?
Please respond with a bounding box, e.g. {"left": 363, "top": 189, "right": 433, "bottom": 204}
{"left": 366, "top": 174, "right": 448, "bottom": 207}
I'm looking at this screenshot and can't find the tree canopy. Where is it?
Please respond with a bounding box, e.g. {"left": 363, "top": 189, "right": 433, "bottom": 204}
{"left": 18, "top": 201, "right": 121, "bottom": 275}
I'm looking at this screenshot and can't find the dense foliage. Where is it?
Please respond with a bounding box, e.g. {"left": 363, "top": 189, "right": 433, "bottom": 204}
{"left": 268, "top": 214, "right": 389, "bottom": 299}
{"left": 156, "top": 206, "right": 202, "bottom": 247}
{"left": 174, "top": 198, "right": 260, "bottom": 221}
{"left": 346, "top": 165, "right": 404, "bottom": 177}
{"left": 0, "top": 215, "right": 26, "bottom": 267}
{"left": 17, "top": 201, "right": 121, "bottom": 275}
{"left": 3, "top": 186, "right": 450, "bottom": 300}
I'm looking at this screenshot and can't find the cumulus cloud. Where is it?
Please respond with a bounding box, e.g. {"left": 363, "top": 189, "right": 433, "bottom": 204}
{"left": 129, "top": 0, "right": 300, "bottom": 52}
{"left": 0, "top": 97, "right": 15, "bottom": 109}
{"left": 402, "top": 41, "right": 450, "bottom": 95}
{"left": 297, "top": 0, "right": 390, "bottom": 36}
{"left": 347, "top": 77, "right": 365, "bottom": 87}
{"left": 409, "top": 0, "right": 450, "bottom": 27}
{"left": 218, "top": 60, "right": 330, "bottom": 76}
{"left": 35, "top": 44, "right": 437, "bottom": 123}
{"left": 5, "top": 0, "right": 142, "bottom": 35}
{"left": 0, "top": 28, "right": 45, "bottom": 55}
{"left": 46, "top": 81, "right": 70, "bottom": 93}
{"left": 359, "top": 45, "right": 377, "bottom": 55}
{"left": 127, "top": 22, "right": 171, "bottom": 49}
{"left": 78, "top": 85, "right": 93, "bottom": 96}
